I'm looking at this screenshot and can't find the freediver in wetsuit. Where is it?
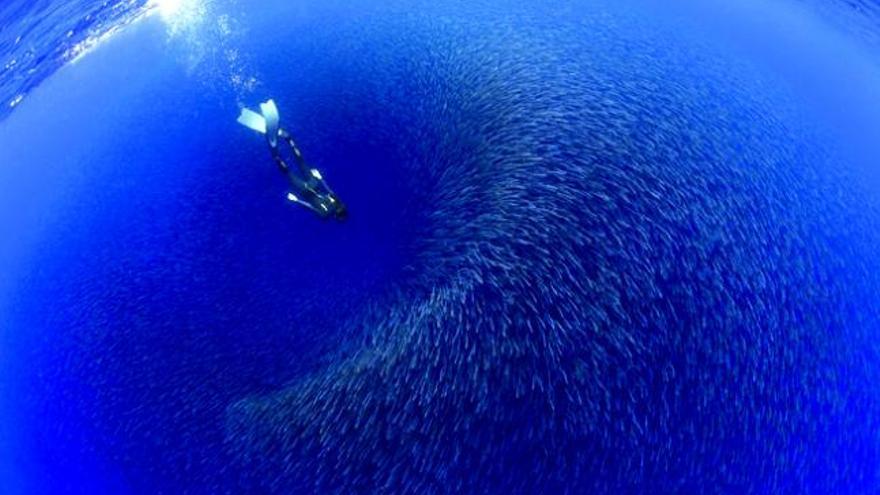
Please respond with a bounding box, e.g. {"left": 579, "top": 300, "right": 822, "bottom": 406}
{"left": 237, "top": 99, "right": 347, "bottom": 220}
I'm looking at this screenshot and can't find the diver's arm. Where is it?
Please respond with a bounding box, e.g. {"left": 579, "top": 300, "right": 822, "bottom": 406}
{"left": 286, "top": 191, "right": 333, "bottom": 218}
{"left": 286, "top": 193, "right": 322, "bottom": 213}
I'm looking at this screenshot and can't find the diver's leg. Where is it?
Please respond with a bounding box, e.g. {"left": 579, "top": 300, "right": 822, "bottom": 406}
{"left": 271, "top": 153, "right": 289, "bottom": 174}
{"left": 278, "top": 128, "right": 338, "bottom": 210}
{"left": 279, "top": 129, "right": 313, "bottom": 179}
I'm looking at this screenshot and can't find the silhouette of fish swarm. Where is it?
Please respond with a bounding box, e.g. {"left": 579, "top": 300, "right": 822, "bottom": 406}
{"left": 226, "top": 6, "right": 880, "bottom": 494}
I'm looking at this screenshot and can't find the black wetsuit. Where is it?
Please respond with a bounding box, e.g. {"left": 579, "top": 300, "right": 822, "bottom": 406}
{"left": 268, "top": 128, "right": 345, "bottom": 219}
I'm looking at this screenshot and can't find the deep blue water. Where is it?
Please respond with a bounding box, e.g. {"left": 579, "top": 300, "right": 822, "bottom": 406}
{"left": 2, "top": 0, "right": 880, "bottom": 493}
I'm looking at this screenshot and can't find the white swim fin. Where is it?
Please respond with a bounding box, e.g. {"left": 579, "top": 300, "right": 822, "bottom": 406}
{"left": 237, "top": 107, "right": 267, "bottom": 134}
{"left": 260, "top": 99, "right": 280, "bottom": 147}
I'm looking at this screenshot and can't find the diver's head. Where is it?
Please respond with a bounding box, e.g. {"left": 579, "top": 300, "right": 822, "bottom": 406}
{"left": 323, "top": 193, "right": 347, "bottom": 221}
{"left": 334, "top": 201, "right": 349, "bottom": 221}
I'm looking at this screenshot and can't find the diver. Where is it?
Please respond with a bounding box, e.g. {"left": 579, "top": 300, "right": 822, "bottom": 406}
{"left": 237, "top": 99, "right": 347, "bottom": 220}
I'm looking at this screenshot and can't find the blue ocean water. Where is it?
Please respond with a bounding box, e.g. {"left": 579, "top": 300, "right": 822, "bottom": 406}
{"left": 2, "top": 0, "right": 880, "bottom": 493}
